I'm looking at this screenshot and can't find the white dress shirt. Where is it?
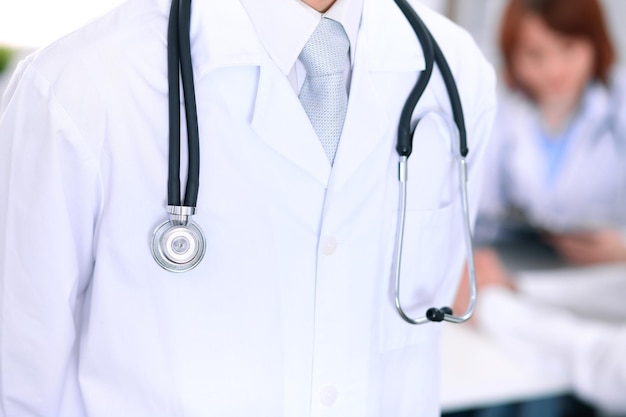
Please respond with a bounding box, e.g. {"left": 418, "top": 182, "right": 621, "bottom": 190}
{"left": 239, "top": 0, "right": 362, "bottom": 94}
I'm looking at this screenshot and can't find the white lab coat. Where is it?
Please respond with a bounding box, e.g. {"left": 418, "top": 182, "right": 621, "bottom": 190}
{"left": 0, "top": 0, "right": 495, "bottom": 415}
{"left": 478, "top": 74, "right": 626, "bottom": 234}
{"left": 477, "top": 264, "right": 626, "bottom": 414}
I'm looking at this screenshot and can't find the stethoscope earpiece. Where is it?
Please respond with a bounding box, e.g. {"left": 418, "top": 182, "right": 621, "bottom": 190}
{"left": 426, "top": 307, "right": 454, "bottom": 322}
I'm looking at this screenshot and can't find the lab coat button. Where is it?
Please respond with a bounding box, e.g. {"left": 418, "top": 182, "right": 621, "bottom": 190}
{"left": 321, "top": 236, "right": 338, "bottom": 256}
{"left": 319, "top": 385, "right": 338, "bottom": 406}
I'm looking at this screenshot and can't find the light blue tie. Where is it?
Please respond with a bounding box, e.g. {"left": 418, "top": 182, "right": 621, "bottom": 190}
{"left": 298, "top": 18, "right": 350, "bottom": 165}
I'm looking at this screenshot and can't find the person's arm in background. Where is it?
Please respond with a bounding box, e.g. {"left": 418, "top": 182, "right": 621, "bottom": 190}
{"left": 546, "top": 229, "right": 626, "bottom": 266}
{"left": 477, "top": 285, "right": 626, "bottom": 414}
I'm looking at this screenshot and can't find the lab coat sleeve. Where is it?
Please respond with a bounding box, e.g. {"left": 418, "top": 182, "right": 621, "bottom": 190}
{"left": 477, "top": 287, "right": 626, "bottom": 414}
{"left": 464, "top": 63, "right": 497, "bottom": 223}
{"left": 472, "top": 91, "right": 514, "bottom": 245}
{"left": 515, "top": 264, "right": 626, "bottom": 322}
{"left": 475, "top": 93, "right": 507, "bottom": 217}
{"left": 0, "top": 61, "right": 100, "bottom": 416}
{"left": 609, "top": 67, "right": 626, "bottom": 220}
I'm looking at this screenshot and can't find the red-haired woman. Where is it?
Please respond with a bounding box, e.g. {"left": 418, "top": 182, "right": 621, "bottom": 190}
{"left": 478, "top": 0, "right": 626, "bottom": 263}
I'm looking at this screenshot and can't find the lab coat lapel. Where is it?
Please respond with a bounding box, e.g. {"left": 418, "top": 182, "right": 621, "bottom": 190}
{"left": 250, "top": 65, "right": 331, "bottom": 186}
{"left": 190, "top": 0, "right": 331, "bottom": 186}
{"left": 330, "top": 48, "right": 390, "bottom": 190}
{"left": 330, "top": 0, "right": 425, "bottom": 190}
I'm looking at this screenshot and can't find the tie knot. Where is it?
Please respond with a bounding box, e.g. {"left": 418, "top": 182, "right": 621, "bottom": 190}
{"left": 299, "top": 18, "right": 350, "bottom": 77}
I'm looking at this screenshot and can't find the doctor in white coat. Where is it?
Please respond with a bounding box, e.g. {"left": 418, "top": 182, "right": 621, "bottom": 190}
{"left": 0, "top": 0, "right": 495, "bottom": 415}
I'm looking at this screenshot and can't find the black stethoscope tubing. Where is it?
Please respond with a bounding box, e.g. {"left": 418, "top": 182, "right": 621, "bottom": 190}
{"left": 394, "top": 0, "right": 468, "bottom": 159}
{"left": 168, "top": 0, "right": 200, "bottom": 208}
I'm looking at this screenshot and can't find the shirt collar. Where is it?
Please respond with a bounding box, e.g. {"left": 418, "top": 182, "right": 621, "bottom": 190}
{"left": 239, "top": 0, "right": 363, "bottom": 75}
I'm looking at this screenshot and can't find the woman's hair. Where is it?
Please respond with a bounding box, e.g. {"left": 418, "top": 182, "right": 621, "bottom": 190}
{"left": 499, "top": 0, "right": 615, "bottom": 86}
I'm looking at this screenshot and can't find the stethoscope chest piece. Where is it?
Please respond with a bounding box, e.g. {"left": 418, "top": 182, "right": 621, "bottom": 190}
{"left": 151, "top": 207, "right": 206, "bottom": 272}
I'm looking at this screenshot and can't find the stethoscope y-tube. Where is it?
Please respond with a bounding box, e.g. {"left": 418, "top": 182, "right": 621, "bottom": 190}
{"left": 392, "top": 0, "right": 477, "bottom": 324}
{"left": 152, "top": 0, "right": 206, "bottom": 272}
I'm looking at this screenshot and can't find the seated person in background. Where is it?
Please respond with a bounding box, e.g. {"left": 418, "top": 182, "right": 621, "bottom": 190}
{"left": 455, "top": 0, "right": 626, "bottom": 414}
{"left": 475, "top": 0, "right": 626, "bottom": 256}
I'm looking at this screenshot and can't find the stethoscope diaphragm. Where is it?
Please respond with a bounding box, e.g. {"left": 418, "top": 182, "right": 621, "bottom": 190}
{"left": 151, "top": 220, "right": 206, "bottom": 272}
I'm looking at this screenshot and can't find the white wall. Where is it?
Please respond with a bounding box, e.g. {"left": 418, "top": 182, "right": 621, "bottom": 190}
{"left": 0, "top": 0, "right": 125, "bottom": 48}
{"left": 418, "top": 0, "right": 448, "bottom": 13}
{"left": 603, "top": 0, "right": 626, "bottom": 64}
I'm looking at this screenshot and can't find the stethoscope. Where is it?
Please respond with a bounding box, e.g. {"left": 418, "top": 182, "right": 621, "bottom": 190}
{"left": 151, "top": 0, "right": 477, "bottom": 325}
{"left": 151, "top": 0, "right": 205, "bottom": 272}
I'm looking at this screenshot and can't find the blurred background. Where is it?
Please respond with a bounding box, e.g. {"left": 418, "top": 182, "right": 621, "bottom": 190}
{"left": 1, "top": 1, "right": 625, "bottom": 416}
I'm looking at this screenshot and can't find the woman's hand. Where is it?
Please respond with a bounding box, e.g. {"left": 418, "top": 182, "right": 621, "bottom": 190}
{"left": 546, "top": 229, "right": 626, "bottom": 266}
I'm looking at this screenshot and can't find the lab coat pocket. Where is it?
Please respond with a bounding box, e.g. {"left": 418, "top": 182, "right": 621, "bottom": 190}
{"left": 380, "top": 204, "right": 453, "bottom": 352}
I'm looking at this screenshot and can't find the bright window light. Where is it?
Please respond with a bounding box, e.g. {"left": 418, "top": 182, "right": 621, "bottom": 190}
{"left": 0, "top": 0, "right": 125, "bottom": 48}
